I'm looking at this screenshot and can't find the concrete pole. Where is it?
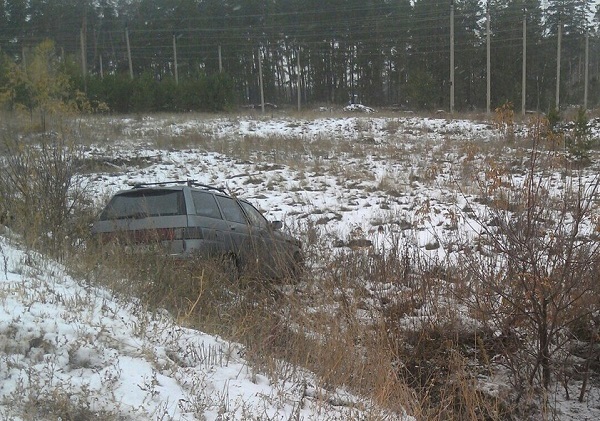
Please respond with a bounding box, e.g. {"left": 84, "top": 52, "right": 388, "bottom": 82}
{"left": 450, "top": 0, "right": 455, "bottom": 114}
{"left": 297, "top": 48, "right": 301, "bottom": 112}
{"left": 80, "top": 25, "right": 87, "bottom": 93}
{"left": 172, "top": 33, "right": 179, "bottom": 85}
{"left": 126, "top": 25, "right": 133, "bottom": 80}
{"left": 584, "top": 29, "right": 589, "bottom": 110}
{"left": 258, "top": 48, "right": 265, "bottom": 114}
{"left": 486, "top": 1, "right": 491, "bottom": 115}
{"left": 555, "top": 18, "right": 562, "bottom": 110}
{"left": 522, "top": 7, "right": 526, "bottom": 117}
{"left": 218, "top": 45, "right": 223, "bottom": 73}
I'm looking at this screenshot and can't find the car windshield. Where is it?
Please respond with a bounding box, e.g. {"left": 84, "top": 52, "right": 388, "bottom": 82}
{"left": 99, "top": 190, "right": 185, "bottom": 220}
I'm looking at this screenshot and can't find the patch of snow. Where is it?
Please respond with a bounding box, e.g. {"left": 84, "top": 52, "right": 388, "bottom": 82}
{"left": 343, "top": 104, "right": 376, "bottom": 113}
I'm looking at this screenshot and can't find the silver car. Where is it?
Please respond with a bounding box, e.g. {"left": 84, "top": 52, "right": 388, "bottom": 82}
{"left": 92, "top": 181, "right": 303, "bottom": 278}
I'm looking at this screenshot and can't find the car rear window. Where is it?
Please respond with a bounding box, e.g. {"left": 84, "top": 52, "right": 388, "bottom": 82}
{"left": 100, "top": 189, "right": 185, "bottom": 220}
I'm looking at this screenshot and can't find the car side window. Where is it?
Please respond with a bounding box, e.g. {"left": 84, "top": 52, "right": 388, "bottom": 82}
{"left": 192, "top": 191, "right": 222, "bottom": 219}
{"left": 100, "top": 190, "right": 185, "bottom": 220}
{"left": 240, "top": 201, "right": 268, "bottom": 228}
{"left": 215, "top": 196, "right": 247, "bottom": 224}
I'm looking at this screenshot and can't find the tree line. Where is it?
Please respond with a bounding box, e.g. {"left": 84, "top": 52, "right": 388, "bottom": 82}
{"left": 0, "top": 0, "right": 598, "bottom": 114}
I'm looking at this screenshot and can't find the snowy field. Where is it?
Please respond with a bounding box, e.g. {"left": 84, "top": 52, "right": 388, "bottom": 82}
{"left": 2, "top": 112, "right": 600, "bottom": 420}
{"left": 83, "top": 113, "right": 600, "bottom": 259}
{"left": 83, "top": 114, "right": 506, "bottom": 257}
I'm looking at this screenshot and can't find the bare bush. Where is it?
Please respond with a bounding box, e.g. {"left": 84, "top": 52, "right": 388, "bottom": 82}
{"left": 0, "top": 117, "right": 89, "bottom": 258}
{"left": 456, "top": 130, "right": 600, "bottom": 414}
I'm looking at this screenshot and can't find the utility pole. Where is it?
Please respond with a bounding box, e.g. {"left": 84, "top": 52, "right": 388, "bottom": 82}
{"left": 555, "top": 17, "right": 562, "bottom": 111}
{"left": 450, "top": 0, "right": 455, "bottom": 114}
{"left": 218, "top": 45, "right": 223, "bottom": 73}
{"left": 297, "top": 48, "right": 301, "bottom": 112}
{"left": 486, "top": 0, "right": 491, "bottom": 115}
{"left": 258, "top": 48, "right": 265, "bottom": 114}
{"left": 172, "top": 33, "right": 179, "bottom": 85}
{"left": 522, "top": 6, "right": 526, "bottom": 117}
{"left": 126, "top": 24, "right": 133, "bottom": 80}
{"left": 584, "top": 27, "right": 589, "bottom": 110}
{"left": 92, "top": 27, "right": 98, "bottom": 70}
{"left": 80, "top": 23, "right": 87, "bottom": 94}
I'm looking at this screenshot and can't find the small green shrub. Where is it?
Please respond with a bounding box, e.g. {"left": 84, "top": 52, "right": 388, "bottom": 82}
{"left": 566, "top": 107, "right": 594, "bottom": 163}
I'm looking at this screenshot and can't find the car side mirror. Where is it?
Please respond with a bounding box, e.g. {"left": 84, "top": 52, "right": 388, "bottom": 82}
{"left": 270, "top": 221, "right": 283, "bottom": 230}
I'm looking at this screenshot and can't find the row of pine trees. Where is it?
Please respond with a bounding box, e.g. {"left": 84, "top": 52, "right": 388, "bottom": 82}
{"left": 0, "top": 0, "right": 598, "bottom": 113}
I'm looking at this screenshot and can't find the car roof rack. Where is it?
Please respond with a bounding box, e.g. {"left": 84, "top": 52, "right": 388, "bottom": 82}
{"left": 131, "top": 180, "right": 227, "bottom": 194}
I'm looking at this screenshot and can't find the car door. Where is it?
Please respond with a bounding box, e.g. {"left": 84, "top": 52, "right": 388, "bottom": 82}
{"left": 238, "top": 201, "right": 281, "bottom": 275}
{"left": 214, "top": 195, "right": 254, "bottom": 268}
{"left": 188, "top": 190, "right": 230, "bottom": 256}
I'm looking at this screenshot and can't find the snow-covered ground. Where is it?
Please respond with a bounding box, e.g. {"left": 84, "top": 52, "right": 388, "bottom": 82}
{"left": 0, "top": 231, "right": 400, "bottom": 420}
{"left": 2, "top": 113, "right": 600, "bottom": 420}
